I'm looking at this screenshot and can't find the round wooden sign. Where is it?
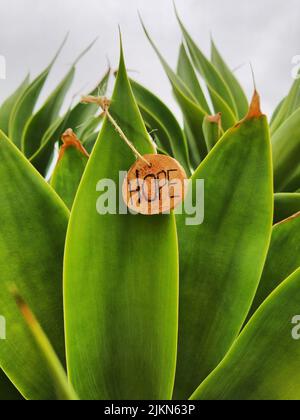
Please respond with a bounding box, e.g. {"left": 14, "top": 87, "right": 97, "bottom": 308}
{"left": 122, "top": 154, "right": 188, "bottom": 215}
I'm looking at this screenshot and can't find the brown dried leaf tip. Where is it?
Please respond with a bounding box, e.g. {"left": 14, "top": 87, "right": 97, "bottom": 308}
{"left": 207, "top": 113, "right": 222, "bottom": 125}
{"left": 246, "top": 90, "right": 263, "bottom": 119}
{"left": 59, "top": 129, "right": 89, "bottom": 162}
{"left": 208, "top": 112, "right": 222, "bottom": 134}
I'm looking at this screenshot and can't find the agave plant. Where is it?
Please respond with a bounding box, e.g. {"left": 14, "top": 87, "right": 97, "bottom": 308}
{"left": 0, "top": 8, "right": 300, "bottom": 401}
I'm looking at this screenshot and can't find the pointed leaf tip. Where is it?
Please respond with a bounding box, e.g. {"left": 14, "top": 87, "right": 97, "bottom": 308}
{"left": 118, "top": 25, "right": 123, "bottom": 47}
{"left": 138, "top": 13, "right": 151, "bottom": 42}
{"left": 59, "top": 129, "right": 89, "bottom": 161}
{"left": 50, "top": 32, "right": 70, "bottom": 66}
{"left": 246, "top": 90, "right": 263, "bottom": 119}
{"left": 117, "top": 30, "right": 127, "bottom": 76}
{"left": 173, "top": 0, "right": 180, "bottom": 18}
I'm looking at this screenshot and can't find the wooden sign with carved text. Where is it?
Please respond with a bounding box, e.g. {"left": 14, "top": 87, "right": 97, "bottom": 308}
{"left": 122, "top": 154, "right": 188, "bottom": 215}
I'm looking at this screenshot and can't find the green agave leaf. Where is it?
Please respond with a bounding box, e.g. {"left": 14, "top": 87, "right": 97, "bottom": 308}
{"left": 63, "top": 68, "right": 110, "bottom": 138}
{"left": 211, "top": 38, "right": 248, "bottom": 119}
{"left": 0, "top": 371, "right": 23, "bottom": 401}
{"left": 0, "top": 131, "right": 69, "bottom": 400}
{"left": 177, "top": 43, "right": 211, "bottom": 113}
{"left": 0, "top": 74, "right": 30, "bottom": 134}
{"left": 273, "top": 193, "right": 300, "bottom": 224}
{"left": 140, "top": 18, "right": 197, "bottom": 103}
{"left": 176, "top": 40, "right": 236, "bottom": 131}
{"left": 247, "top": 211, "right": 300, "bottom": 322}
{"left": 81, "top": 130, "right": 98, "bottom": 154}
{"left": 64, "top": 42, "right": 178, "bottom": 400}
{"left": 80, "top": 115, "right": 102, "bottom": 143}
{"left": 171, "top": 93, "right": 206, "bottom": 169}
{"left": 156, "top": 145, "right": 169, "bottom": 155}
{"left": 22, "top": 69, "right": 75, "bottom": 159}
{"left": 177, "top": 44, "right": 231, "bottom": 160}
{"left": 272, "top": 108, "right": 300, "bottom": 192}
{"left": 175, "top": 7, "right": 237, "bottom": 116}
{"left": 182, "top": 122, "right": 200, "bottom": 169}
{"left": 280, "top": 164, "right": 300, "bottom": 193}
{"left": 192, "top": 267, "right": 300, "bottom": 401}
{"left": 140, "top": 105, "right": 173, "bottom": 154}
{"left": 29, "top": 113, "right": 69, "bottom": 176}
{"left": 22, "top": 39, "right": 96, "bottom": 159}
{"left": 50, "top": 131, "right": 89, "bottom": 209}
{"left": 174, "top": 93, "right": 273, "bottom": 400}
{"left": 270, "top": 96, "right": 286, "bottom": 125}
{"left": 202, "top": 113, "right": 223, "bottom": 152}
{"left": 207, "top": 85, "right": 237, "bottom": 131}
{"left": 12, "top": 291, "right": 78, "bottom": 400}
{"left": 8, "top": 35, "right": 68, "bottom": 148}
{"left": 141, "top": 19, "right": 207, "bottom": 167}
{"left": 176, "top": 35, "right": 236, "bottom": 131}
{"left": 29, "top": 66, "right": 107, "bottom": 173}
{"left": 271, "top": 76, "right": 300, "bottom": 133}
{"left": 130, "top": 79, "right": 191, "bottom": 175}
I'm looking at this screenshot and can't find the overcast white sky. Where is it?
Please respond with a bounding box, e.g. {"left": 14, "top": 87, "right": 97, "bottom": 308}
{"left": 0, "top": 0, "right": 299, "bottom": 117}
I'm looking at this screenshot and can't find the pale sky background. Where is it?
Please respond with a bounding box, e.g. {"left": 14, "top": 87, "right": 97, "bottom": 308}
{"left": 0, "top": 0, "right": 299, "bottom": 118}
